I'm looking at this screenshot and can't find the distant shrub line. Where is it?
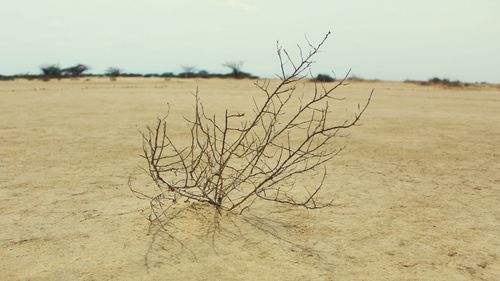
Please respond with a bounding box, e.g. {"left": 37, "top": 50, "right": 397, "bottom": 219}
{"left": 0, "top": 72, "right": 262, "bottom": 81}
{"left": 0, "top": 63, "right": 259, "bottom": 81}
{"left": 1, "top": 68, "right": 494, "bottom": 86}
{"left": 404, "top": 77, "right": 487, "bottom": 88}
{"left": 411, "top": 77, "right": 465, "bottom": 87}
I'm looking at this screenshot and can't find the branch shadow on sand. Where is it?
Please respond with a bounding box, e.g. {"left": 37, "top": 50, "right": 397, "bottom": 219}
{"left": 142, "top": 201, "right": 335, "bottom": 273}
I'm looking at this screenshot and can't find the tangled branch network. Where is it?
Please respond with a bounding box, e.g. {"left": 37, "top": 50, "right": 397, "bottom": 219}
{"left": 133, "top": 32, "right": 373, "bottom": 223}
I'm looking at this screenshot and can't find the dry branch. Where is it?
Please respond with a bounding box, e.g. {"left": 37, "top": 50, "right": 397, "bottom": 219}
{"left": 134, "top": 32, "right": 373, "bottom": 221}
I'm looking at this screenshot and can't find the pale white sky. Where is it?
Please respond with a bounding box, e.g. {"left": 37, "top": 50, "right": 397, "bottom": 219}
{"left": 1, "top": 0, "right": 499, "bottom": 82}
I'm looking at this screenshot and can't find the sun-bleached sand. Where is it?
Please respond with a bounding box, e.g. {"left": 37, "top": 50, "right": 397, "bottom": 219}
{"left": 1, "top": 77, "right": 499, "bottom": 280}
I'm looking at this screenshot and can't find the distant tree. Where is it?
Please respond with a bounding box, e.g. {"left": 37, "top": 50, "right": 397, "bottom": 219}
{"left": 313, "top": 73, "right": 335, "bottom": 82}
{"left": 179, "top": 65, "right": 197, "bottom": 78}
{"left": 181, "top": 65, "right": 196, "bottom": 73}
{"left": 160, "top": 72, "right": 175, "bottom": 78}
{"left": 62, "top": 64, "right": 89, "bottom": 77}
{"left": 196, "top": 70, "right": 211, "bottom": 78}
{"left": 105, "top": 67, "right": 122, "bottom": 76}
{"left": 41, "top": 65, "right": 62, "bottom": 77}
{"left": 223, "top": 61, "right": 243, "bottom": 77}
{"left": 223, "top": 61, "right": 255, "bottom": 79}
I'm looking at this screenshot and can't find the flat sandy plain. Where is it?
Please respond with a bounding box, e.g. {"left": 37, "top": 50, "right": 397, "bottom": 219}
{"left": 1, "top": 77, "right": 499, "bottom": 281}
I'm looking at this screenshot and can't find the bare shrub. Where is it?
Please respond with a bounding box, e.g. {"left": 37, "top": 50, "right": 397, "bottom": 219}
{"left": 134, "top": 32, "right": 372, "bottom": 224}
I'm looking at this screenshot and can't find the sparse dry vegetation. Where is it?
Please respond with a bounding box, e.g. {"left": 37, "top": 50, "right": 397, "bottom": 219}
{"left": 404, "top": 77, "right": 482, "bottom": 88}
{"left": 133, "top": 32, "right": 372, "bottom": 226}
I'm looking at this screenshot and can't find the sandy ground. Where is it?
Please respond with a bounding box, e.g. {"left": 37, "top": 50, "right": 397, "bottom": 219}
{"left": 0, "top": 77, "right": 499, "bottom": 281}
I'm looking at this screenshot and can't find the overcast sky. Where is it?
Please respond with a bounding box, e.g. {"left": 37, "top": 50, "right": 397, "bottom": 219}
{"left": 1, "top": 0, "right": 499, "bottom": 82}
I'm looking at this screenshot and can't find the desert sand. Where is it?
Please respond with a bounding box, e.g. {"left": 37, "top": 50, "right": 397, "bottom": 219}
{"left": 0, "top": 77, "right": 499, "bottom": 280}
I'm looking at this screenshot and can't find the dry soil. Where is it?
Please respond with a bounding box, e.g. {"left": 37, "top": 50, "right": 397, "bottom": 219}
{"left": 1, "top": 78, "right": 499, "bottom": 280}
